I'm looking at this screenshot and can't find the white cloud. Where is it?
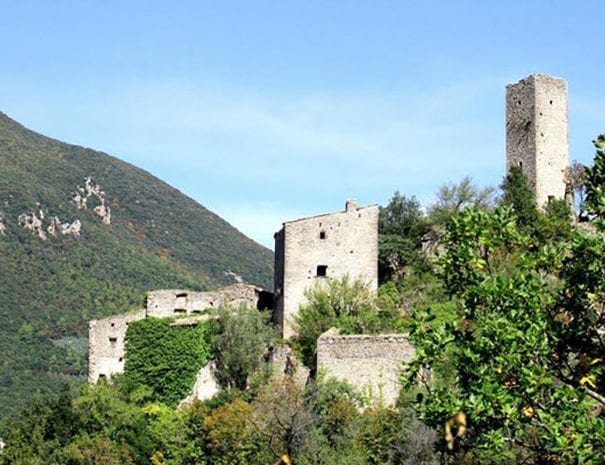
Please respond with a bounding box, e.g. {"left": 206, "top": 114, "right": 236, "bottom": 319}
{"left": 0, "top": 75, "right": 513, "bottom": 245}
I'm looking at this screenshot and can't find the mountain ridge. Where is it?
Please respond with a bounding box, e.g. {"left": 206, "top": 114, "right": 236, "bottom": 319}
{"left": 0, "top": 110, "right": 274, "bottom": 421}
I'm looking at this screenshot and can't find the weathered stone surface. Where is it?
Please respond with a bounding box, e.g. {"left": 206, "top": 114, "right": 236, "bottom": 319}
{"left": 316, "top": 329, "right": 414, "bottom": 406}
{"left": 146, "top": 283, "right": 268, "bottom": 318}
{"left": 506, "top": 74, "right": 569, "bottom": 208}
{"left": 179, "top": 361, "right": 221, "bottom": 407}
{"left": 274, "top": 199, "right": 379, "bottom": 339}
{"left": 88, "top": 309, "right": 146, "bottom": 383}
{"left": 267, "top": 343, "right": 310, "bottom": 388}
{"left": 88, "top": 284, "right": 271, "bottom": 383}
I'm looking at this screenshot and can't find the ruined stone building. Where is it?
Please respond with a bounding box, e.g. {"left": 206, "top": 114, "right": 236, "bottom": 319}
{"left": 317, "top": 329, "right": 415, "bottom": 406}
{"left": 88, "top": 74, "right": 574, "bottom": 406}
{"left": 273, "top": 199, "right": 379, "bottom": 339}
{"left": 88, "top": 284, "right": 268, "bottom": 383}
{"left": 506, "top": 74, "right": 569, "bottom": 208}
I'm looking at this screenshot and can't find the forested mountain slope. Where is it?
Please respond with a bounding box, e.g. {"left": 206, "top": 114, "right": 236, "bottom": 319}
{"left": 0, "top": 111, "right": 273, "bottom": 420}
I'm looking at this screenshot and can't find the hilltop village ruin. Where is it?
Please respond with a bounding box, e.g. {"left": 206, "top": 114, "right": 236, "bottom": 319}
{"left": 89, "top": 73, "right": 570, "bottom": 405}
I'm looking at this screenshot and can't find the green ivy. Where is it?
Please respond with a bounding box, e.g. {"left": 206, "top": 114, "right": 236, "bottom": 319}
{"left": 124, "top": 318, "right": 210, "bottom": 406}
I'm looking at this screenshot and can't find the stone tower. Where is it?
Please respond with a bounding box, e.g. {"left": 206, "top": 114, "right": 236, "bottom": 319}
{"left": 273, "top": 199, "right": 379, "bottom": 339}
{"left": 506, "top": 74, "right": 569, "bottom": 208}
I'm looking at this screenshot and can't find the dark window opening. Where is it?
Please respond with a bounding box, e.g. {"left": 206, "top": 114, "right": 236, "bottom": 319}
{"left": 316, "top": 265, "right": 328, "bottom": 277}
{"left": 518, "top": 161, "right": 523, "bottom": 168}
{"left": 319, "top": 231, "right": 326, "bottom": 239}
{"left": 119, "top": 357, "right": 123, "bottom": 362}
{"left": 110, "top": 323, "right": 115, "bottom": 327}
{"left": 174, "top": 308, "right": 187, "bottom": 314}
{"left": 517, "top": 99, "right": 521, "bottom": 105}
{"left": 548, "top": 195, "right": 555, "bottom": 203}
{"left": 109, "top": 337, "right": 117, "bottom": 344}
{"left": 99, "top": 374, "right": 107, "bottom": 379}
{"left": 176, "top": 292, "right": 188, "bottom": 298}
{"left": 192, "top": 309, "right": 202, "bottom": 314}
{"left": 549, "top": 100, "right": 553, "bottom": 105}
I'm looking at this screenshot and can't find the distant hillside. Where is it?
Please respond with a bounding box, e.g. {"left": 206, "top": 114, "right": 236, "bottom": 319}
{"left": 0, "top": 111, "right": 273, "bottom": 421}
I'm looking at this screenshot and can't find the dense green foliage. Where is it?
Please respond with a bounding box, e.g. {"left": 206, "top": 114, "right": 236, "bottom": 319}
{"left": 0, "top": 112, "right": 273, "bottom": 420}
{"left": 405, "top": 205, "right": 605, "bottom": 463}
{"left": 3, "top": 118, "right": 605, "bottom": 463}
{"left": 584, "top": 134, "right": 605, "bottom": 220}
{"left": 209, "top": 305, "right": 275, "bottom": 390}
{"left": 124, "top": 318, "right": 210, "bottom": 406}
{"left": 0, "top": 374, "right": 438, "bottom": 465}
{"left": 294, "top": 277, "right": 404, "bottom": 368}
{"left": 378, "top": 192, "right": 430, "bottom": 282}
{"left": 501, "top": 164, "right": 538, "bottom": 227}
{"left": 427, "top": 176, "right": 496, "bottom": 227}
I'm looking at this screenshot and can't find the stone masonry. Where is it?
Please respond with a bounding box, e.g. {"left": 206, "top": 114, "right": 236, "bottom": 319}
{"left": 273, "top": 199, "right": 379, "bottom": 339}
{"left": 146, "top": 283, "right": 268, "bottom": 318}
{"left": 317, "top": 329, "right": 415, "bottom": 406}
{"left": 88, "top": 283, "right": 270, "bottom": 383}
{"left": 88, "top": 309, "right": 146, "bottom": 384}
{"left": 89, "top": 74, "right": 574, "bottom": 405}
{"left": 506, "top": 74, "right": 569, "bottom": 208}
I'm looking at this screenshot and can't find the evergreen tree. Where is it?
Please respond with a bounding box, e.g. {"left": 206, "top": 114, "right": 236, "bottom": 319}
{"left": 501, "top": 165, "right": 538, "bottom": 228}
{"left": 378, "top": 192, "right": 429, "bottom": 282}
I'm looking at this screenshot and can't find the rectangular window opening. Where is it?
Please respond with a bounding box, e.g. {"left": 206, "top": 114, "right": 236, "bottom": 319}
{"left": 316, "top": 265, "right": 328, "bottom": 277}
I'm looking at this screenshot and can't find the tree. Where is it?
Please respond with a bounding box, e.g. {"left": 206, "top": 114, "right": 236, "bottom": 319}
{"left": 202, "top": 397, "right": 268, "bottom": 465}
{"left": 584, "top": 134, "right": 605, "bottom": 220}
{"left": 427, "top": 177, "right": 496, "bottom": 227}
{"left": 405, "top": 206, "right": 605, "bottom": 463}
{"left": 294, "top": 276, "right": 400, "bottom": 368}
{"left": 536, "top": 197, "right": 573, "bottom": 241}
{"left": 210, "top": 305, "right": 275, "bottom": 391}
{"left": 379, "top": 192, "right": 430, "bottom": 282}
{"left": 500, "top": 165, "right": 538, "bottom": 228}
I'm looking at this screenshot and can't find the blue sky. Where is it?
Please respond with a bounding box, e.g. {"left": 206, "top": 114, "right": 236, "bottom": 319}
{"left": 1, "top": 1, "right": 603, "bottom": 248}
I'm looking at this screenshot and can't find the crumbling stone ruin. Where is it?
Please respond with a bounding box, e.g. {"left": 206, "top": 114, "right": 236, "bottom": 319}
{"left": 273, "top": 199, "right": 379, "bottom": 339}
{"left": 88, "top": 73, "right": 573, "bottom": 406}
{"left": 88, "top": 309, "right": 147, "bottom": 384}
{"left": 88, "top": 283, "right": 269, "bottom": 383}
{"left": 317, "top": 329, "right": 415, "bottom": 406}
{"left": 506, "top": 74, "right": 569, "bottom": 208}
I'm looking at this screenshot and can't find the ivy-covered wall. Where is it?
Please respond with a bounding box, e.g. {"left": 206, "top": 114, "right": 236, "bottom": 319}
{"left": 124, "top": 317, "right": 210, "bottom": 405}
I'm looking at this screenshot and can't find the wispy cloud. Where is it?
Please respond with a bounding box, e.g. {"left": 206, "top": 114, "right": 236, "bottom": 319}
{"left": 0, "top": 75, "right": 511, "bottom": 245}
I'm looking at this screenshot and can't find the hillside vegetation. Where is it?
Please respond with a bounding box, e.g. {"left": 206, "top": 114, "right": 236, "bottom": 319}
{"left": 0, "top": 112, "right": 273, "bottom": 420}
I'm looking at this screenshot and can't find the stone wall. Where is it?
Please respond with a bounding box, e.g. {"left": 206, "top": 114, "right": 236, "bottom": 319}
{"left": 88, "top": 308, "right": 146, "bottom": 383}
{"left": 274, "top": 199, "right": 379, "bottom": 339}
{"left": 147, "top": 283, "right": 269, "bottom": 318}
{"left": 506, "top": 74, "right": 569, "bottom": 208}
{"left": 88, "top": 283, "right": 272, "bottom": 383}
{"left": 316, "top": 329, "right": 414, "bottom": 406}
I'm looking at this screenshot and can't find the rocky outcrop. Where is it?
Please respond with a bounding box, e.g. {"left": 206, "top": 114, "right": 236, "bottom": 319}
{"left": 18, "top": 207, "right": 81, "bottom": 239}
{"left": 73, "top": 177, "right": 111, "bottom": 225}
